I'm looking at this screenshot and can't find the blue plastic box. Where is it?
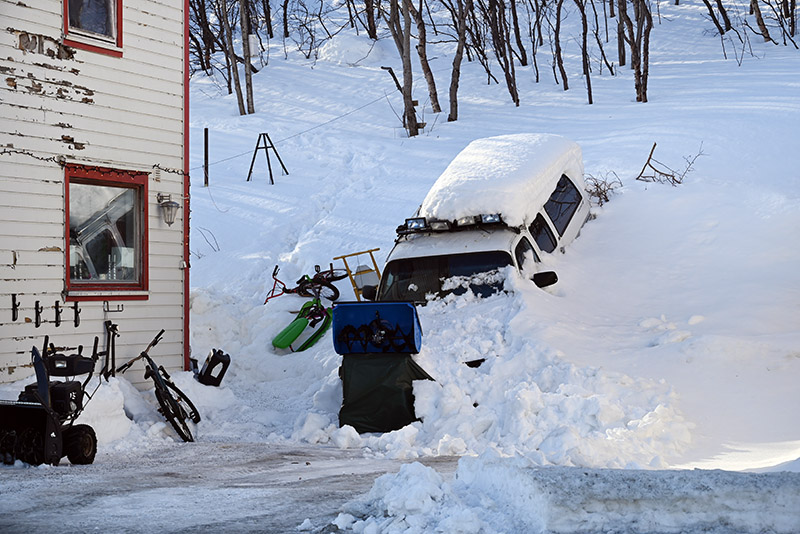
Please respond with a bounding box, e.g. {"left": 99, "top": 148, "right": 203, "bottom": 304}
{"left": 332, "top": 302, "right": 423, "bottom": 355}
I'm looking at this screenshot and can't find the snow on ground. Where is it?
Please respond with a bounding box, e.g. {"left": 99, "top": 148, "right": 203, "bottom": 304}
{"left": 2, "top": 2, "right": 800, "bottom": 532}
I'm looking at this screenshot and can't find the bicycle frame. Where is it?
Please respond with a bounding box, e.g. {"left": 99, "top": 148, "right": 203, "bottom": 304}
{"left": 264, "top": 264, "right": 343, "bottom": 304}
{"left": 116, "top": 330, "right": 200, "bottom": 442}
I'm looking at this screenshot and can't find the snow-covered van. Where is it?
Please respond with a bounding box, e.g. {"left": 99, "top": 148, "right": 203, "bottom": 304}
{"left": 366, "top": 134, "right": 590, "bottom": 301}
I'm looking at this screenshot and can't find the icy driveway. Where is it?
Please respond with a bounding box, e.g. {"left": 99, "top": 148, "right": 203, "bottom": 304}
{"left": 2, "top": 442, "right": 799, "bottom": 533}
{"left": 0, "top": 442, "right": 456, "bottom": 533}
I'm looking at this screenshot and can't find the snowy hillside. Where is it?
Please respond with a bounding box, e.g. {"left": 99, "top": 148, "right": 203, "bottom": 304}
{"left": 184, "top": 1, "right": 800, "bottom": 472}
{"left": 2, "top": 1, "right": 799, "bottom": 532}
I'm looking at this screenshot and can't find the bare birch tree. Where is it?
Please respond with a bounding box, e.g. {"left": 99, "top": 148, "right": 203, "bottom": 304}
{"left": 408, "top": 0, "right": 442, "bottom": 113}
{"left": 448, "top": 0, "right": 473, "bottom": 121}
{"left": 240, "top": 0, "right": 256, "bottom": 114}
{"left": 387, "top": 0, "right": 421, "bottom": 136}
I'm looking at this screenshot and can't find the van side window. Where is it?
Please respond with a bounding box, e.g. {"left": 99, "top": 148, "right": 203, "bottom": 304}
{"left": 530, "top": 214, "right": 557, "bottom": 253}
{"left": 544, "top": 174, "right": 583, "bottom": 236}
{"left": 514, "top": 237, "right": 539, "bottom": 269}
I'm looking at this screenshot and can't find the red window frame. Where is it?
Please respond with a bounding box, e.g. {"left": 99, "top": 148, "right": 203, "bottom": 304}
{"left": 64, "top": 164, "right": 149, "bottom": 300}
{"left": 63, "top": 0, "right": 124, "bottom": 57}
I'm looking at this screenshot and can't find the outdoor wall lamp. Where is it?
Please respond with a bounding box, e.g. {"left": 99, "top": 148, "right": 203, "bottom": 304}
{"left": 156, "top": 193, "right": 181, "bottom": 226}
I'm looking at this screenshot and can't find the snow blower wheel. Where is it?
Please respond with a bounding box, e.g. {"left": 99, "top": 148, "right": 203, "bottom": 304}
{"left": 63, "top": 424, "right": 97, "bottom": 465}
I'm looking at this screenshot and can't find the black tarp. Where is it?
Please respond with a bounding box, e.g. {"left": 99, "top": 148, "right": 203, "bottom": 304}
{"left": 338, "top": 353, "right": 433, "bottom": 434}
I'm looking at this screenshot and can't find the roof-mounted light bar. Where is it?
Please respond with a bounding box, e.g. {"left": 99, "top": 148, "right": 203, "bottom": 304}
{"left": 397, "top": 214, "right": 505, "bottom": 236}
{"left": 406, "top": 217, "right": 428, "bottom": 230}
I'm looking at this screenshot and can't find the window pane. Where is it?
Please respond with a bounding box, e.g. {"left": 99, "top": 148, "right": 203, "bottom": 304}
{"left": 69, "top": 0, "right": 115, "bottom": 38}
{"left": 69, "top": 183, "right": 139, "bottom": 283}
{"left": 379, "top": 251, "right": 512, "bottom": 301}
{"left": 543, "top": 174, "right": 582, "bottom": 236}
{"left": 530, "top": 214, "right": 557, "bottom": 253}
{"left": 514, "top": 237, "right": 539, "bottom": 270}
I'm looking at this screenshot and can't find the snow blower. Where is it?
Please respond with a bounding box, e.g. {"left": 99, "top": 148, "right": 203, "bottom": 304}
{"left": 0, "top": 336, "right": 99, "bottom": 466}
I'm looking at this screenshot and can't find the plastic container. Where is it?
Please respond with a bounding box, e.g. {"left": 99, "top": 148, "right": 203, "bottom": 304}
{"left": 195, "top": 349, "right": 230, "bottom": 387}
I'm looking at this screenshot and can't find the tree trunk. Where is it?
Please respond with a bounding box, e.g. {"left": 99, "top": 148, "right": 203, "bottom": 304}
{"left": 261, "top": 0, "right": 274, "bottom": 38}
{"left": 401, "top": 0, "right": 419, "bottom": 135}
{"left": 640, "top": 0, "right": 652, "bottom": 102}
{"left": 282, "top": 0, "right": 290, "bottom": 38}
{"left": 751, "top": 0, "right": 773, "bottom": 41}
{"left": 449, "top": 0, "right": 471, "bottom": 121}
{"left": 386, "top": 0, "right": 419, "bottom": 136}
{"left": 715, "top": 0, "right": 732, "bottom": 31}
{"left": 554, "top": 0, "right": 569, "bottom": 90}
{"left": 619, "top": 0, "right": 651, "bottom": 102}
{"left": 509, "top": 0, "right": 529, "bottom": 65}
{"left": 365, "top": 0, "right": 379, "bottom": 38}
{"left": 575, "top": 0, "right": 593, "bottom": 103}
{"left": 239, "top": 0, "right": 255, "bottom": 114}
{"left": 221, "top": 0, "right": 246, "bottom": 114}
{"left": 484, "top": 0, "right": 520, "bottom": 104}
{"left": 408, "top": 0, "right": 442, "bottom": 113}
{"left": 702, "top": 0, "right": 726, "bottom": 35}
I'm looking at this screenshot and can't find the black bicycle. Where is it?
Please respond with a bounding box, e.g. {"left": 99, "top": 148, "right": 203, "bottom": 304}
{"left": 264, "top": 263, "right": 348, "bottom": 304}
{"left": 116, "top": 330, "right": 200, "bottom": 442}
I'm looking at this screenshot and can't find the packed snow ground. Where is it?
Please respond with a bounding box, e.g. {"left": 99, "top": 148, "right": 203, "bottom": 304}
{"left": 3, "top": 2, "right": 800, "bottom": 532}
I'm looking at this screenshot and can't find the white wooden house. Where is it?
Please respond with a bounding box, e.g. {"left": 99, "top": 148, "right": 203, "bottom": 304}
{"left": 0, "top": 0, "right": 190, "bottom": 387}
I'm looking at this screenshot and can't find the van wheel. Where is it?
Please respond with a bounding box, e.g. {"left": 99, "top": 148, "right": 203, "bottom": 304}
{"left": 63, "top": 424, "right": 97, "bottom": 465}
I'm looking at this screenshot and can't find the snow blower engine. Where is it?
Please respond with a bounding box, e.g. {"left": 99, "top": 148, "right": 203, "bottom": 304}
{"left": 0, "top": 336, "right": 99, "bottom": 466}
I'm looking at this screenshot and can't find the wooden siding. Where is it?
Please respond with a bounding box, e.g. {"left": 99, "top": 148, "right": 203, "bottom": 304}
{"left": 0, "top": 0, "right": 187, "bottom": 389}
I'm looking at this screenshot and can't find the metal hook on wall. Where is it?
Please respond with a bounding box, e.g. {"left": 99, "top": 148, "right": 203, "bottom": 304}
{"left": 11, "top": 294, "right": 20, "bottom": 322}
{"left": 73, "top": 301, "right": 81, "bottom": 328}
{"left": 102, "top": 301, "right": 124, "bottom": 313}
{"left": 54, "top": 301, "right": 62, "bottom": 327}
{"left": 34, "top": 300, "right": 43, "bottom": 328}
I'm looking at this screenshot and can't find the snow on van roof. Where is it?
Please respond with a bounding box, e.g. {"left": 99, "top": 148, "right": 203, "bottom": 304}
{"left": 419, "top": 133, "right": 584, "bottom": 227}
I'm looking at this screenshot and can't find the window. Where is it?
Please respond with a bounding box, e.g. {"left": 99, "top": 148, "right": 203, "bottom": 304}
{"left": 63, "top": 0, "right": 123, "bottom": 56}
{"left": 514, "top": 237, "right": 540, "bottom": 272}
{"left": 543, "top": 174, "right": 583, "bottom": 237}
{"left": 65, "top": 164, "right": 148, "bottom": 297}
{"left": 529, "top": 213, "right": 557, "bottom": 253}
{"left": 379, "top": 252, "right": 513, "bottom": 301}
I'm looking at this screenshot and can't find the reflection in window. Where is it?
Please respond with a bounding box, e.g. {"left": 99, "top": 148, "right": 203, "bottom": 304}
{"left": 68, "top": 0, "right": 116, "bottom": 39}
{"left": 514, "top": 237, "right": 540, "bottom": 273}
{"left": 544, "top": 174, "right": 582, "bottom": 237}
{"left": 379, "top": 251, "right": 513, "bottom": 301}
{"left": 530, "top": 214, "right": 557, "bottom": 253}
{"left": 69, "top": 183, "right": 139, "bottom": 283}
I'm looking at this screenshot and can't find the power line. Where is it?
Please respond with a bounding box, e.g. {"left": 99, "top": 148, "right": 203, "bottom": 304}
{"left": 190, "top": 91, "right": 391, "bottom": 172}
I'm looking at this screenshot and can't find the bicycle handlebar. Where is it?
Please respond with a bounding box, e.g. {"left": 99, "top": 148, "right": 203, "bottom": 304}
{"left": 116, "top": 329, "right": 166, "bottom": 374}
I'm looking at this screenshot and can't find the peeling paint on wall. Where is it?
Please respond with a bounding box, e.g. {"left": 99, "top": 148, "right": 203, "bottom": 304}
{"left": 10, "top": 29, "right": 76, "bottom": 60}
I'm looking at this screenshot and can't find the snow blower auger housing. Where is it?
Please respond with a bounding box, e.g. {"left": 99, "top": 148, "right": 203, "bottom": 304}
{"left": 0, "top": 336, "right": 99, "bottom": 466}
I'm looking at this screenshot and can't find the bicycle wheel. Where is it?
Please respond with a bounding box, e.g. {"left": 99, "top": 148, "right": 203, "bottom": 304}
{"left": 297, "top": 280, "right": 339, "bottom": 301}
{"left": 154, "top": 383, "right": 194, "bottom": 442}
{"left": 164, "top": 380, "right": 201, "bottom": 424}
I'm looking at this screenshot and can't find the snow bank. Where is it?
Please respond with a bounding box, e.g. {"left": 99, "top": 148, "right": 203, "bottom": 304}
{"left": 317, "top": 31, "right": 388, "bottom": 65}
{"left": 339, "top": 273, "right": 692, "bottom": 467}
{"left": 336, "top": 455, "right": 800, "bottom": 533}
{"left": 419, "top": 134, "right": 584, "bottom": 227}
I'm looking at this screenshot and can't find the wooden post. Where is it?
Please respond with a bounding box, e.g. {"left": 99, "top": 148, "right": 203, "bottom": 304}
{"left": 204, "top": 128, "right": 209, "bottom": 187}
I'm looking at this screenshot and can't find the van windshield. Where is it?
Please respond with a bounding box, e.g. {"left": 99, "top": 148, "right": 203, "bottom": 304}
{"left": 378, "top": 251, "right": 513, "bottom": 301}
